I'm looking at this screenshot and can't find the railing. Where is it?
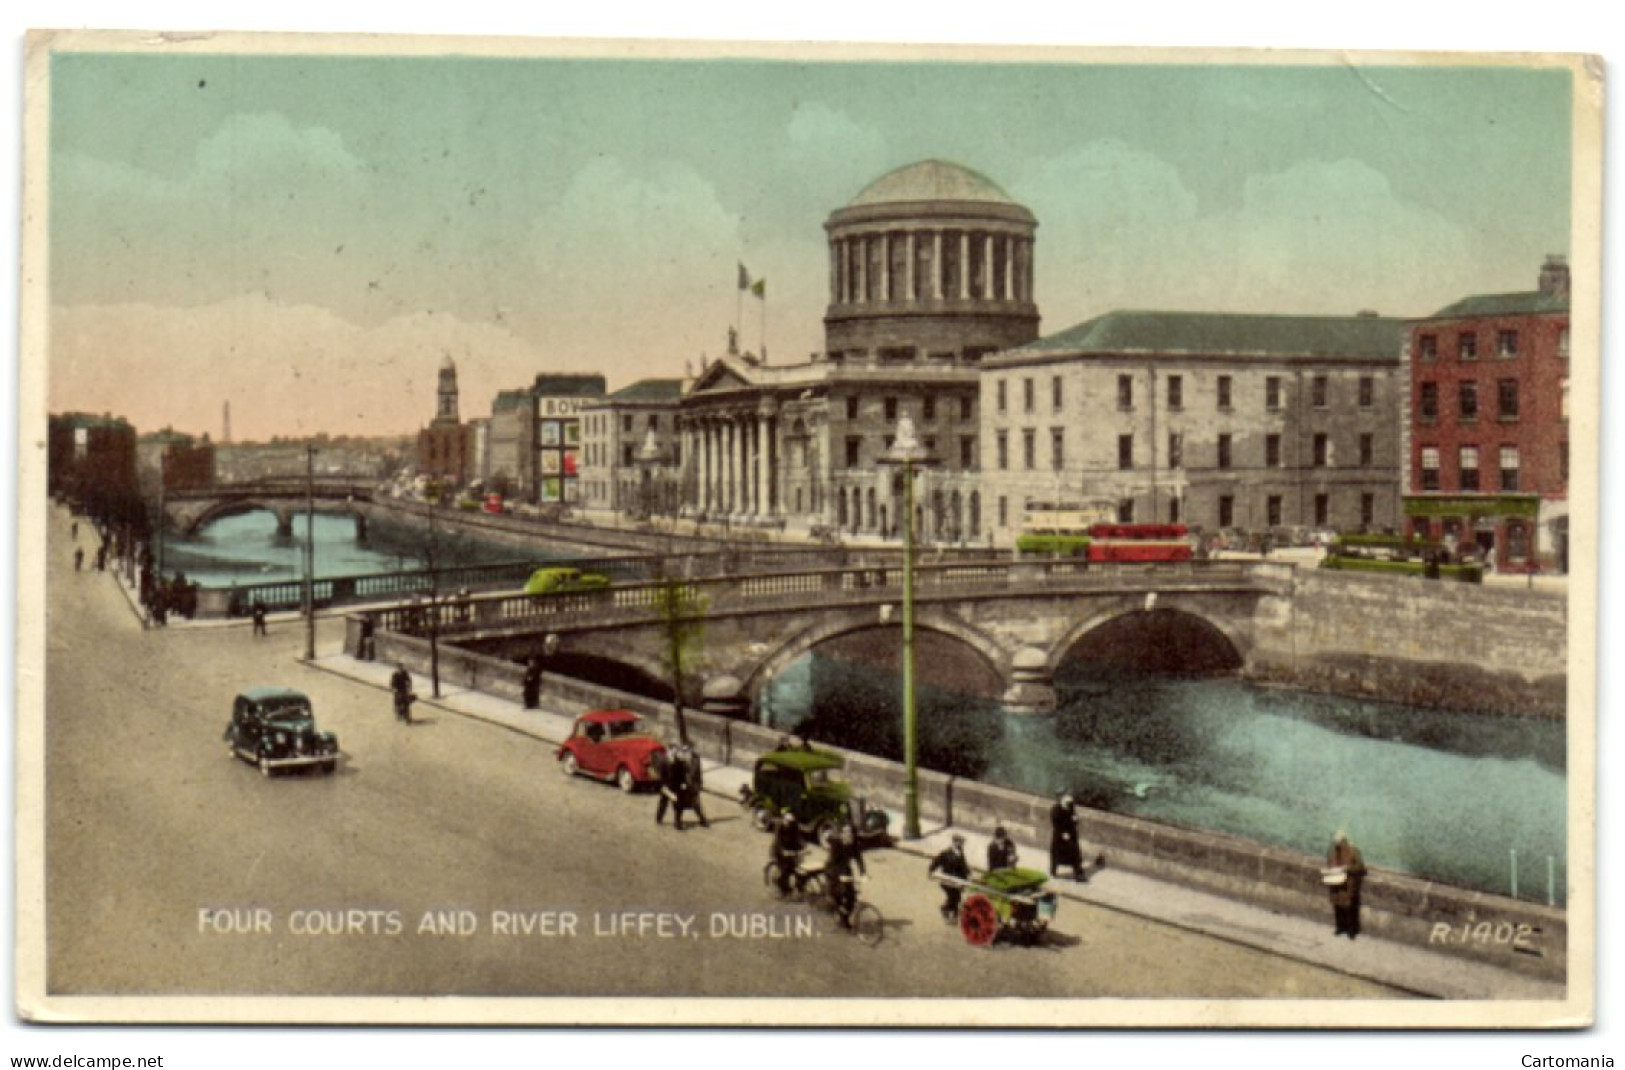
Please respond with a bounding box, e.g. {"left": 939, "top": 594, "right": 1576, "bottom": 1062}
{"left": 362, "top": 558, "right": 1277, "bottom": 641}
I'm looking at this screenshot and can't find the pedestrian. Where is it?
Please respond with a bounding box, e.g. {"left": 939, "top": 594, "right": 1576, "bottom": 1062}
{"left": 655, "top": 744, "right": 692, "bottom": 829}
{"left": 74, "top": 547, "right": 84, "bottom": 572}
{"left": 71, "top": 520, "right": 78, "bottom": 541}
{"left": 824, "top": 822, "right": 867, "bottom": 930}
{"left": 390, "top": 663, "right": 415, "bottom": 725}
{"left": 522, "top": 655, "right": 543, "bottom": 710}
{"left": 95, "top": 544, "right": 107, "bottom": 571}
{"left": 928, "top": 833, "right": 971, "bottom": 923}
{"left": 1049, "top": 792, "right": 1085, "bottom": 881}
{"left": 680, "top": 744, "right": 710, "bottom": 828}
{"left": 769, "top": 811, "right": 805, "bottom": 898}
{"left": 1324, "top": 830, "right": 1368, "bottom": 940}
{"left": 251, "top": 600, "right": 268, "bottom": 637}
{"left": 987, "top": 826, "right": 1019, "bottom": 871}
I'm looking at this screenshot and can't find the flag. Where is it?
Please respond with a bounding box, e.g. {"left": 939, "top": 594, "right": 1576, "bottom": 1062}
{"left": 738, "top": 263, "right": 751, "bottom": 290}
{"left": 750, "top": 278, "right": 766, "bottom": 298}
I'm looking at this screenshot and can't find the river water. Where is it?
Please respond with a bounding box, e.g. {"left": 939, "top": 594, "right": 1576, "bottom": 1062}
{"left": 760, "top": 654, "right": 1567, "bottom": 905}
{"left": 160, "top": 510, "right": 528, "bottom": 588}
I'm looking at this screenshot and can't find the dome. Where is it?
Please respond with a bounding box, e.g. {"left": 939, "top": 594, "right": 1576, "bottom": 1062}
{"left": 848, "top": 160, "right": 1016, "bottom": 208}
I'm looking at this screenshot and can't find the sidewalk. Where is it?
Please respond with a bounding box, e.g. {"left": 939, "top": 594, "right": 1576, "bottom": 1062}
{"left": 308, "top": 650, "right": 1564, "bottom": 1002}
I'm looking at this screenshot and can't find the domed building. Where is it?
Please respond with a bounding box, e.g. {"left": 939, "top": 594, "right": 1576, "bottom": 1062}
{"left": 676, "top": 160, "right": 1041, "bottom": 544}
{"left": 824, "top": 159, "right": 1040, "bottom": 363}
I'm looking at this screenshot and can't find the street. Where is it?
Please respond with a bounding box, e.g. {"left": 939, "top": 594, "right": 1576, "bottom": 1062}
{"left": 42, "top": 507, "right": 1404, "bottom": 1003}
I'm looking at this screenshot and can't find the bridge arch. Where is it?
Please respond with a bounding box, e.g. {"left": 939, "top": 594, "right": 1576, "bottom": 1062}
{"left": 1051, "top": 597, "right": 1246, "bottom": 677}
{"left": 742, "top": 605, "right": 1007, "bottom": 703}
{"left": 176, "top": 497, "right": 368, "bottom": 536}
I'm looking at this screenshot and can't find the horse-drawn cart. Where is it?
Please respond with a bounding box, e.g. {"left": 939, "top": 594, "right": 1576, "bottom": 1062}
{"left": 936, "top": 867, "right": 1059, "bottom": 947}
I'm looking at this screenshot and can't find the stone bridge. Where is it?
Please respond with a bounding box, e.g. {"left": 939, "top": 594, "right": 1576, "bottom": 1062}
{"left": 164, "top": 480, "right": 377, "bottom": 535}
{"left": 349, "top": 558, "right": 1299, "bottom": 715}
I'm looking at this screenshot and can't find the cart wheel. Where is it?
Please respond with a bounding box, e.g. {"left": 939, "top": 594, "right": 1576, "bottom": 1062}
{"left": 959, "top": 895, "right": 998, "bottom": 947}
{"left": 764, "top": 861, "right": 787, "bottom": 897}
{"left": 801, "top": 873, "right": 830, "bottom": 911}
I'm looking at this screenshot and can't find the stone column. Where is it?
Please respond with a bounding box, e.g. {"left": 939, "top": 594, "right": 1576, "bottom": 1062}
{"left": 905, "top": 231, "right": 916, "bottom": 303}
{"left": 830, "top": 238, "right": 840, "bottom": 304}
{"left": 756, "top": 413, "right": 770, "bottom": 517}
{"left": 856, "top": 236, "right": 868, "bottom": 305}
{"left": 959, "top": 231, "right": 970, "bottom": 299}
{"left": 879, "top": 232, "right": 890, "bottom": 304}
{"left": 1003, "top": 234, "right": 1015, "bottom": 301}
{"left": 933, "top": 231, "right": 944, "bottom": 300}
{"left": 984, "top": 232, "right": 995, "bottom": 301}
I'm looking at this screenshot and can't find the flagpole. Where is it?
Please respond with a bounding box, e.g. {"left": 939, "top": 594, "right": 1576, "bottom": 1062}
{"left": 759, "top": 290, "right": 767, "bottom": 363}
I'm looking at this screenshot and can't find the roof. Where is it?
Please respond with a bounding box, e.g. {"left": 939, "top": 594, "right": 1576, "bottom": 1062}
{"left": 533, "top": 373, "right": 607, "bottom": 397}
{"left": 849, "top": 160, "right": 1017, "bottom": 208}
{"left": 758, "top": 749, "right": 846, "bottom": 772}
{"left": 1010, "top": 310, "right": 1406, "bottom": 361}
{"left": 609, "top": 378, "right": 685, "bottom": 402}
{"left": 580, "top": 710, "right": 640, "bottom": 723}
{"left": 1422, "top": 290, "right": 1569, "bottom": 321}
{"left": 490, "top": 389, "right": 532, "bottom": 413}
{"left": 239, "top": 686, "right": 311, "bottom": 704}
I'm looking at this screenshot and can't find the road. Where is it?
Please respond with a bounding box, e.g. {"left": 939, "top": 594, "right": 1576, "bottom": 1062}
{"left": 41, "top": 506, "right": 1405, "bottom": 1004}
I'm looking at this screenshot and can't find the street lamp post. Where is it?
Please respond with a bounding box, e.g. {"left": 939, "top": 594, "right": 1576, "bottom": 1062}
{"left": 878, "top": 415, "right": 937, "bottom": 841}
{"left": 303, "top": 445, "right": 316, "bottom": 661}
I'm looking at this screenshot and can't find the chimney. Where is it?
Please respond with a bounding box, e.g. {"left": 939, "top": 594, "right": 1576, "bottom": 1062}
{"left": 1539, "top": 254, "right": 1569, "bottom": 299}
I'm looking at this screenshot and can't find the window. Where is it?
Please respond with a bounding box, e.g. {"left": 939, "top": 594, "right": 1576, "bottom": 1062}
{"left": 1360, "top": 493, "right": 1375, "bottom": 529}
{"left": 1499, "top": 446, "right": 1520, "bottom": 491}
{"left": 1267, "top": 495, "right": 1283, "bottom": 527}
{"left": 1022, "top": 429, "right": 1036, "bottom": 470}
{"left": 1118, "top": 434, "right": 1134, "bottom": 470}
{"left": 1459, "top": 446, "right": 1480, "bottom": 491}
{"left": 846, "top": 396, "right": 859, "bottom": 420}
{"left": 1419, "top": 334, "right": 1438, "bottom": 361}
{"left": 1217, "top": 433, "right": 1232, "bottom": 470}
{"left": 1023, "top": 378, "right": 1035, "bottom": 414}
{"left": 1560, "top": 440, "right": 1569, "bottom": 484}
{"left": 1266, "top": 376, "right": 1283, "bottom": 411}
{"left": 1167, "top": 375, "right": 1183, "bottom": 410}
{"left": 884, "top": 396, "right": 898, "bottom": 421}
{"left": 1559, "top": 327, "right": 1569, "bottom": 357}
{"left": 1266, "top": 434, "right": 1282, "bottom": 468}
{"left": 1459, "top": 332, "right": 1478, "bottom": 361}
{"left": 996, "top": 380, "right": 1007, "bottom": 414}
{"left": 1420, "top": 381, "right": 1439, "bottom": 419}
{"left": 1498, "top": 379, "right": 1520, "bottom": 420}
{"left": 845, "top": 437, "right": 861, "bottom": 467}
{"left": 622, "top": 444, "right": 635, "bottom": 466}
{"left": 1421, "top": 446, "right": 1441, "bottom": 491}
{"left": 1359, "top": 376, "right": 1374, "bottom": 408}
{"left": 623, "top": 414, "right": 634, "bottom": 433}
{"left": 1168, "top": 433, "right": 1183, "bottom": 470}
{"left": 1050, "top": 428, "right": 1064, "bottom": 471}
{"left": 1219, "top": 495, "right": 1235, "bottom": 528}
{"left": 997, "top": 496, "right": 1008, "bottom": 528}
{"left": 1312, "top": 375, "right": 1328, "bottom": 408}
{"left": 1497, "top": 329, "right": 1519, "bottom": 358}
{"left": 1314, "top": 493, "right": 1330, "bottom": 527}
{"left": 960, "top": 396, "right": 973, "bottom": 420}
{"left": 1359, "top": 433, "right": 1374, "bottom": 468}
{"left": 996, "top": 431, "right": 1008, "bottom": 471}
{"left": 1117, "top": 499, "right": 1135, "bottom": 523}
{"left": 1052, "top": 376, "right": 1064, "bottom": 411}
{"left": 1459, "top": 381, "right": 1479, "bottom": 421}
{"left": 960, "top": 436, "right": 975, "bottom": 468}
{"left": 1118, "top": 374, "right": 1133, "bottom": 410}
{"left": 923, "top": 395, "right": 936, "bottom": 421}
{"left": 1217, "top": 375, "right": 1233, "bottom": 410}
{"left": 1169, "top": 498, "right": 1181, "bottom": 524}
{"left": 1313, "top": 433, "right": 1330, "bottom": 468}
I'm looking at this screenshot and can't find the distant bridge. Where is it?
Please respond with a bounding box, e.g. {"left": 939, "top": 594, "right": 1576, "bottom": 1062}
{"left": 164, "top": 479, "right": 377, "bottom": 535}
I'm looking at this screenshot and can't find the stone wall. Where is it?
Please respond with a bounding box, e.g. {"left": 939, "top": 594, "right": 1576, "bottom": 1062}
{"left": 1248, "top": 568, "right": 1569, "bottom": 718}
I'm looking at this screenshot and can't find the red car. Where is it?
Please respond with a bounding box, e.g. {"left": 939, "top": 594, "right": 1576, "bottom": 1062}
{"left": 556, "top": 710, "right": 668, "bottom": 792}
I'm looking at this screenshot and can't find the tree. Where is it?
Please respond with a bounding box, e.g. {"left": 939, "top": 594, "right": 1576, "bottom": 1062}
{"left": 652, "top": 568, "right": 708, "bottom": 745}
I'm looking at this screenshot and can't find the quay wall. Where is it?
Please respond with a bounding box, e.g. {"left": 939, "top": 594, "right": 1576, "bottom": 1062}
{"left": 1246, "top": 566, "right": 1568, "bottom": 718}
{"left": 355, "top": 620, "right": 1567, "bottom": 982}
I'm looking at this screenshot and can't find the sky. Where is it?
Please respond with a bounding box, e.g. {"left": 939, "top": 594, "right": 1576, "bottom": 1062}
{"left": 41, "top": 43, "right": 1577, "bottom": 442}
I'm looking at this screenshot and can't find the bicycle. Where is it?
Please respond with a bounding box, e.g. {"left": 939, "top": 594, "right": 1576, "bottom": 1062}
{"left": 833, "top": 873, "right": 884, "bottom": 947}
{"left": 764, "top": 850, "right": 828, "bottom": 907}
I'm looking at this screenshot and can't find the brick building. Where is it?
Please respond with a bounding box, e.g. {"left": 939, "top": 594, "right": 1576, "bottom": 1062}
{"left": 679, "top": 160, "right": 1041, "bottom": 539}
{"left": 980, "top": 311, "right": 1407, "bottom": 544}
{"left": 1403, "top": 256, "right": 1570, "bottom": 572}
{"left": 416, "top": 356, "right": 472, "bottom": 491}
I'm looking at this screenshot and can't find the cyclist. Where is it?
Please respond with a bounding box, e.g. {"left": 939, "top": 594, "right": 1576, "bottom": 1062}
{"left": 769, "top": 811, "right": 806, "bottom": 898}
{"left": 824, "top": 822, "right": 867, "bottom": 930}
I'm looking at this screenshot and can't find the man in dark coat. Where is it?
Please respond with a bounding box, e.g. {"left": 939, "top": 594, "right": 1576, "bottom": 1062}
{"left": 655, "top": 746, "right": 692, "bottom": 829}
{"left": 769, "top": 812, "right": 805, "bottom": 898}
{"left": 824, "top": 823, "right": 867, "bottom": 929}
{"left": 1049, "top": 792, "right": 1085, "bottom": 880}
{"left": 987, "top": 826, "right": 1019, "bottom": 871}
{"left": 928, "top": 834, "right": 971, "bottom": 922}
{"left": 390, "top": 664, "right": 415, "bottom": 724}
{"left": 521, "top": 656, "right": 543, "bottom": 709}
{"left": 1326, "top": 830, "right": 1369, "bottom": 939}
{"left": 251, "top": 600, "right": 268, "bottom": 637}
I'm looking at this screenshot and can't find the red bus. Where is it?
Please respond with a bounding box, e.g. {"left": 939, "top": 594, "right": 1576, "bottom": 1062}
{"left": 1085, "top": 523, "right": 1193, "bottom": 563}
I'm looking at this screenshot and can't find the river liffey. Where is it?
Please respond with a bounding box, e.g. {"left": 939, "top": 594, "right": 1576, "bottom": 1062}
{"left": 760, "top": 654, "right": 1567, "bottom": 905}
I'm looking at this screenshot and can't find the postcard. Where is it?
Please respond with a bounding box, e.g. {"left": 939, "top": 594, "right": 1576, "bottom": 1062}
{"left": 16, "top": 29, "right": 1602, "bottom": 1030}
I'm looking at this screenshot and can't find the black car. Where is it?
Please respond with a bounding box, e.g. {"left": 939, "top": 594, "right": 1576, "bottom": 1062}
{"left": 224, "top": 687, "right": 340, "bottom": 777}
